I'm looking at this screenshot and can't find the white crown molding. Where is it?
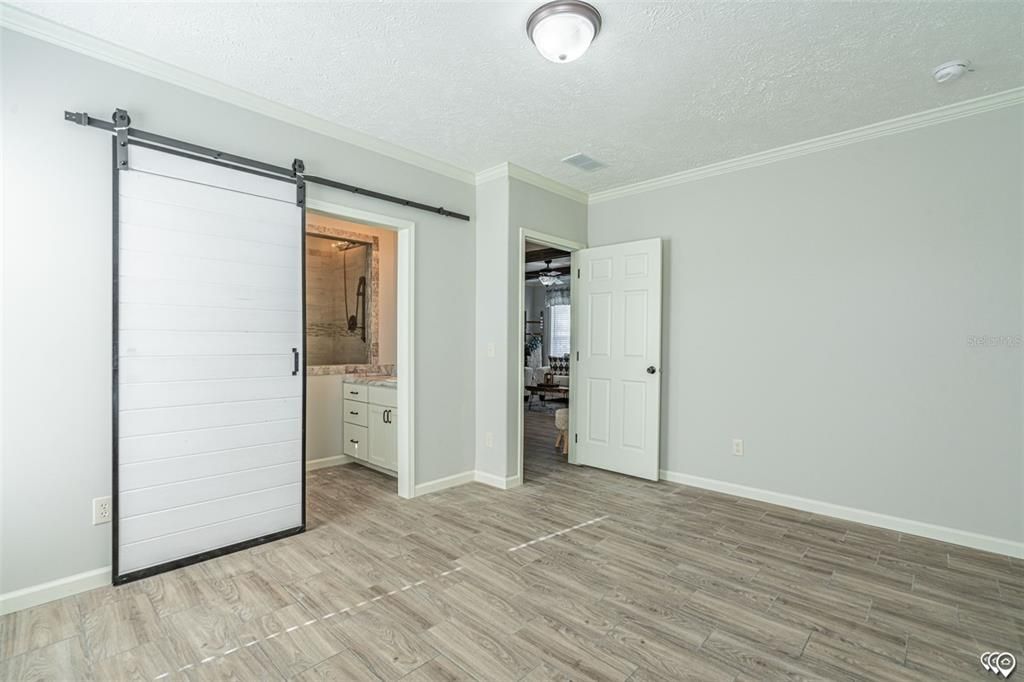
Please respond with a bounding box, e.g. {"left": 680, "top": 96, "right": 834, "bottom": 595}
{"left": 475, "top": 163, "right": 511, "bottom": 185}
{"left": 591, "top": 87, "right": 1024, "bottom": 205}
{"left": 476, "top": 163, "right": 588, "bottom": 204}
{"left": 661, "top": 470, "right": 1024, "bottom": 559}
{"left": 0, "top": 4, "right": 476, "bottom": 185}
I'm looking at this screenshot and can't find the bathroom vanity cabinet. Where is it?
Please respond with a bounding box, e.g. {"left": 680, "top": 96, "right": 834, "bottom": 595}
{"left": 343, "top": 381, "right": 397, "bottom": 475}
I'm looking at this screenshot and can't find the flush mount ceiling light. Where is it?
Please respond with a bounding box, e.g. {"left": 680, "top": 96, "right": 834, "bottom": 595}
{"left": 933, "top": 59, "right": 972, "bottom": 84}
{"left": 527, "top": 0, "right": 602, "bottom": 63}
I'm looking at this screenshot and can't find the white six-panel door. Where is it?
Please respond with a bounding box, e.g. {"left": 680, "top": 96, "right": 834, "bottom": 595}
{"left": 573, "top": 238, "right": 662, "bottom": 480}
{"left": 116, "top": 145, "right": 303, "bottom": 578}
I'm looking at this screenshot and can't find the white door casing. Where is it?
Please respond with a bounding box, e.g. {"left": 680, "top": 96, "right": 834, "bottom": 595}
{"left": 573, "top": 238, "right": 662, "bottom": 480}
{"left": 116, "top": 145, "right": 303, "bottom": 578}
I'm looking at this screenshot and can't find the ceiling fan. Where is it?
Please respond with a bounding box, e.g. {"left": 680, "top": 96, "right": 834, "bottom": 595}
{"left": 537, "top": 260, "right": 564, "bottom": 287}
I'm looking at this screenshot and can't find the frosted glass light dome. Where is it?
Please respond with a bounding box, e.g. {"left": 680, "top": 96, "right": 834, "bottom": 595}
{"left": 527, "top": 1, "right": 602, "bottom": 63}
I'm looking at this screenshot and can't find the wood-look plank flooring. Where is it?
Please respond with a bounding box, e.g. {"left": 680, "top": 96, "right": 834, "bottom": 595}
{"left": 2, "top": 410, "right": 1021, "bottom": 680}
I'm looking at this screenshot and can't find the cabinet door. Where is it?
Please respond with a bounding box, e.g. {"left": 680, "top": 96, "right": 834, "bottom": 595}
{"left": 368, "top": 404, "right": 387, "bottom": 468}
{"left": 368, "top": 404, "right": 397, "bottom": 471}
{"left": 381, "top": 407, "right": 398, "bottom": 471}
{"left": 344, "top": 424, "right": 368, "bottom": 460}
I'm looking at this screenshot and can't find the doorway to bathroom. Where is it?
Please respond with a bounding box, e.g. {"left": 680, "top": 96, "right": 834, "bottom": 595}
{"left": 304, "top": 208, "right": 407, "bottom": 503}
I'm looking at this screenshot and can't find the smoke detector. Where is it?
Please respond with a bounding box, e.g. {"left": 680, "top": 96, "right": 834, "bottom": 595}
{"left": 933, "top": 60, "right": 972, "bottom": 84}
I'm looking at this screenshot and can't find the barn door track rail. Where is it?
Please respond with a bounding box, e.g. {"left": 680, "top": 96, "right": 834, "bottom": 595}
{"left": 65, "top": 109, "right": 471, "bottom": 221}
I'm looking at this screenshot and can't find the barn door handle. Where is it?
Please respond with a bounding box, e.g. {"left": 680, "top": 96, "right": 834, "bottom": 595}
{"left": 292, "top": 348, "right": 299, "bottom": 376}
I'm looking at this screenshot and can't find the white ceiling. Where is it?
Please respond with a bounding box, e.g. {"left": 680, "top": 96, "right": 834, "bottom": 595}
{"left": 14, "top": 1, "right": 1024, "bottom": 193}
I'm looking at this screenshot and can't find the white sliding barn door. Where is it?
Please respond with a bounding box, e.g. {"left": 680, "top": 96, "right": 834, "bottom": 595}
{"left": 116, "top": 145, "right": 304, "bottom": 580}
{"left": 573, "top": 238, "right": 662, "bottom": 480}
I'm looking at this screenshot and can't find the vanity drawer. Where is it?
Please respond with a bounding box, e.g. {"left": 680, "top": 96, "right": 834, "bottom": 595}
{"left": 369, "top": 385, "right": 398, "bottom": 408}
{"left": 344, "top": 400, "right": 368, "bottom": 426}
{"left": 343, "top": 383, "right": 368, "bottom": 402}
{"left": 344, "top": 424, "right": 368, "bottom": 459}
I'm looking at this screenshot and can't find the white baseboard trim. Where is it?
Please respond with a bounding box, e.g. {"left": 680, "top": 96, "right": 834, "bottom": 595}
{"left": 306, "top": 454, "right": 353, "bottom": 471}
{"left": 474, "top": 471, "right": 522, "bottom": 490}
{"left": 0, "top": 566, "right": 110, "bottom": 616}
{"left": 661, "top": 470, "right": 1024, "bottom": 559}
{"left": 414, "top": 470, "right": 476, "bottom": 497}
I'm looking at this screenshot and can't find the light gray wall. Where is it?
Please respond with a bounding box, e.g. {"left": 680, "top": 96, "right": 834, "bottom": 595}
{"left": 509, "top": 179, "right": 588, "bottom": 246}
{"left": 474, "top": 177, "right": 511, "bottom": 480}
{"left": 506, "top": 179, "right": 587, "bottom": 476}
{"left": 474, "top": 174, "right": 587, "bottom": 481}
{"left": 588, "top": 105, "right": 1024, "bottom": 543}
{"left": 0, "top": 30, "right": 476, "bottom": 594}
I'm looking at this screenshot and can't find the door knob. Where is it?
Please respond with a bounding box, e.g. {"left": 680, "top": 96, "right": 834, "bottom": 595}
{"left": 646, "top": 366, "right": 657, "bottom": 374}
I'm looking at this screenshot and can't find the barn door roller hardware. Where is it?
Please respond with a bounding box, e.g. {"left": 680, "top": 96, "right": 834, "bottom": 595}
{"left": 65, "top": 109, "right": 471, "bottom": 221}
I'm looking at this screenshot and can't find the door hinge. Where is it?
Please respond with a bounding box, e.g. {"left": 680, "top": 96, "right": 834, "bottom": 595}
{"left": 574, "top": 433, "right": 578, "bottom": 443}
{"left": 113, "top": 108, "right": 130, "bottom": 170}
{"left": 577, "top": 268, "right": 580, "bottom": 279}
{"left": 576, "top": 351, "right": 579, "bottom": 361}
{"left": 292, "top": 158, "right": 306, "bottom": 207}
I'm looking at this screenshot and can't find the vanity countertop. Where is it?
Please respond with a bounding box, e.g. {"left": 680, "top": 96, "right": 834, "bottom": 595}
{"left": 307, "top": 364, "right": 394, "bottom": 377}
{"left": 343, "top": 375, "right": 398, "bottom": 388}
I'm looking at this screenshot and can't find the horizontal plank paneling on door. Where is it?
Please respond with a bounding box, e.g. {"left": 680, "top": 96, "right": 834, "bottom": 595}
{"left": 120, "top": 331, "right": 299, "bottom": 357}
{"left": 120, "top": 355, "right": 297, "bottom": 384}
{"left": 120, "top": 441, "right": 301, "bottom": 490}
{"left": 120, "top": 377, "right": 301, "bottom": 411}
{"left": 119, "top": 504, "right": 301, "bottom": 574}
{"left": 119, "top": 484, "right": 300, "bottom": 546}
{"left": 119, "top": 419, "right": 300, "bottom": 464}
{"left": 128, "top": 145, "right": 296, "bottom": 204}
{"left": 120, "top": 303, "right": 300, "bottom": 333}
{"left": 119, "top": 398, "right": 301, "bottom": 437}
{"left": 119, "top": 461, "right": 301, "bottom": 517}
{"left": 116, "top": 149, "right": 303, "bottom": 581}
{"left": 119, "top": 276, "right": 300, "bottom": 311}
{"left": 119, "top": 193, "right": 297, "bottom": 248}
{"left": 119, "top": 249, "right": 298, "bottom": 291}
{"left": 121, "top": 222, "right": 300, "bottom": 268}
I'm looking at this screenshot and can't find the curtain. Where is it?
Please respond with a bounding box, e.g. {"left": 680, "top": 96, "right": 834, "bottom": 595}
{"left": 545, "top": 285, "right": 570, "bottom": 307}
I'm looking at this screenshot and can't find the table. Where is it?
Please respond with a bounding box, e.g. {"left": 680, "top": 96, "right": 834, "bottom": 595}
{"left": 526, "top": 383, "right": 569, "bottom": 410}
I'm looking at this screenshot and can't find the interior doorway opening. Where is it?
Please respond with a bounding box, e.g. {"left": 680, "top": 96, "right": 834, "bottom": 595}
{"left": 304, "top": 210, "right": 400, "bottom": 503}
{"left": 305, "top": 199, "right": 417, "bottom": 500}
{"left": 517, "top": 229, "right": 586, "bottom": 485}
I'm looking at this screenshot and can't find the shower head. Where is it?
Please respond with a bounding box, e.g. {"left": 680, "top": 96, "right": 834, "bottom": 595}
{"left": 332, "top": 239, "right": 368, "bottom": 252}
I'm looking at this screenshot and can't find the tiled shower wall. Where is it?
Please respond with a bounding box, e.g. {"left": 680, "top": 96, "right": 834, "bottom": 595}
{"left": 306, "top": 237, "right": 372, "bottom": 365}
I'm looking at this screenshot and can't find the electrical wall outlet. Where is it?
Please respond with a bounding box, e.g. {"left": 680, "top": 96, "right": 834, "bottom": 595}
{"left": 485, "top": 432, "right": 494, "bottom": 448}
{"left": 732, "top": 439, "right": 744, "bottom": 457}
{"left": 93, "top": 496, "right": 112, "bottom": 525}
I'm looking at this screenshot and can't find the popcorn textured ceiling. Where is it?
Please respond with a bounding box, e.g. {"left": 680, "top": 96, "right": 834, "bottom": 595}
{"left": 14, "top": 1, "right": 1024, "bottom": 192}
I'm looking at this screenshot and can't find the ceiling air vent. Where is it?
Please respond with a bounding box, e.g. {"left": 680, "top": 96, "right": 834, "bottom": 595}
{"left": 562, "top": 152, "right": 607, "bottom": 172}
